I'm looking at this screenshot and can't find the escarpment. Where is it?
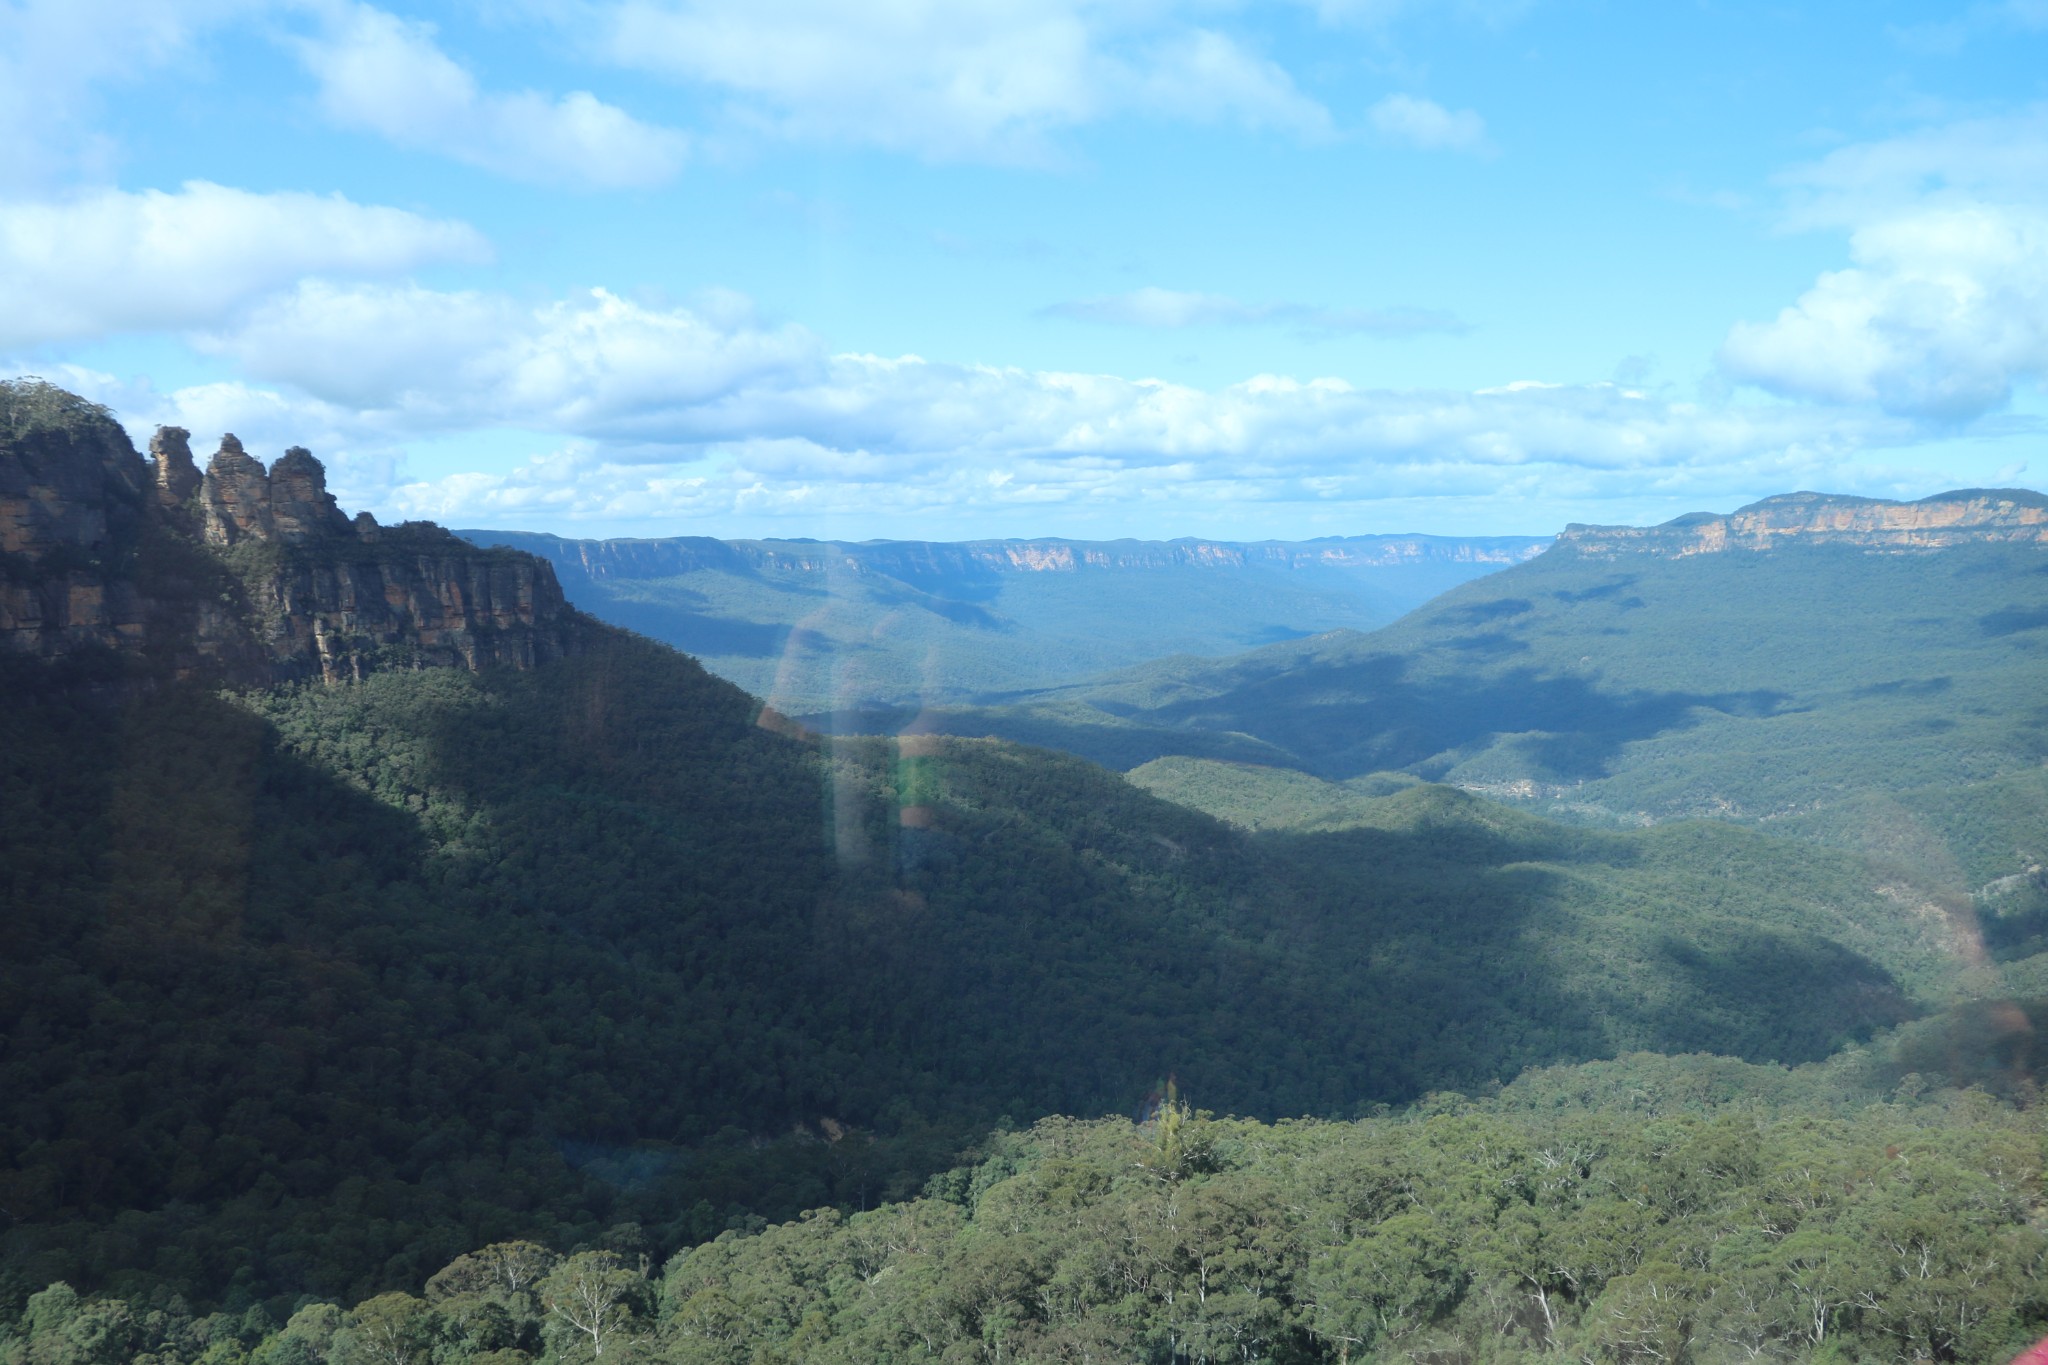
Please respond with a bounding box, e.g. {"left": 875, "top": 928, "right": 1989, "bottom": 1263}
{"left": 472, "top": 528, "right": 1553, "bottom": 586}
{"left": 1560, "top": 489, "right": 2048, "bottom": 558}
{"left": 0, "top": 379, "right": 580, "bottom": 683}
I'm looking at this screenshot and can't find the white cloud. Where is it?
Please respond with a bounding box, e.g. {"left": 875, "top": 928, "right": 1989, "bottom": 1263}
{"left": 1721, "top": 108, "right": 2048, "bottom": 420}
{"left": 601, "top": 0, "right": 1329, "bottom": 160}
{"left": 1367, "top": 93, "right": 1489, "bottom": 153}
{"left": 1047, "top": 286, "right": 1467, "bottom": 337}
{"left": 0, "top": 182, "right": 489, "bottom": 348}
{"left": 296, "top": 1, "right": 689, "bottom": 189}
{"left": 205, "top": 282, "right": 825, "bottom": 430}
{"left": 1720, "top": 205, "right": 2048, "bottom": 419}
{"left": 168, "top": 276, "right": 1921, "bottom": 530}
{"left": 374, "top": 383, "right": 1911, "bottom": 531}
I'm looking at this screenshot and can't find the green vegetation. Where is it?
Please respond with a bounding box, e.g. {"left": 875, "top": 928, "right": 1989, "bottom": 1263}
{"left": 1126, "top": 757, "right": 1422, "bottom": 830}
{"left": 8, "top": 1071, "right": 2044, "bottom": 1364}
{"left": 899, "top": 541, "right": 2048, "bottom": 892}
{"left": 2, "top": 629, "right": 1984, "bottom": 1312}
{"left": 10, "top": 390, "right": 2048, "bottom": 1357}
{"left": 0, "top": 378, "right": 119, "bottom": 443}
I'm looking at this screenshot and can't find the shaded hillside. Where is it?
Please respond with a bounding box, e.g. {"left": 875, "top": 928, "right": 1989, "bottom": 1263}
{"left": 459, "top": 527, "right": 1547, "bottom": 711}
{"left": 4, "top": 641, "right": 1959, "bottom": 1309}
{"left": 895, "top": 492, "right": 2048, "bottom": 892}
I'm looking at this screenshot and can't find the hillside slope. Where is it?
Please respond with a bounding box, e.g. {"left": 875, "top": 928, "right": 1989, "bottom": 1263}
{"left": 900, "top": 491, "right": 2048, "bottom": 891}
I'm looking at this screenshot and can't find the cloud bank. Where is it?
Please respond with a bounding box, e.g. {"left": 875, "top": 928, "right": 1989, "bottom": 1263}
{"left": 1721, "top": 105, "right": 2048, "bottom": 421}
{"left": 0, "top": 182, "right": 489, "bottom": 348}
{"left": 89, "top": 278, "right": 1916, "bottom": 530}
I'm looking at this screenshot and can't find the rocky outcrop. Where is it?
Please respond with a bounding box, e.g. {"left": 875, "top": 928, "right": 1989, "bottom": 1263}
{"left": 1, "top": 379, "right": 580, "bottom": 684}
{"left": 1, "top": 386, "right": 155, "bottom": 664}
{"left": 200, "top": 435, "right": 276, "bottom": 545}
{"left": 195, "top": 431, "right": 367, "bottom": 546}
{"left": 1, "top": 388, "right": 147, "bottom": 563}
{"left": 246, "top": 521, "right": 577, "bottom": 681}
{"left": 1559, "top": 490, "right": 2048, "bottom": 558}
{"left": 149, "top": 426, "right": 200, "bottom": 514}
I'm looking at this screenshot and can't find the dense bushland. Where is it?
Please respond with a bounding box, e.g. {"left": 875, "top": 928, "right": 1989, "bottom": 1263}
{"left": 7, "top": 1069, "right": 2044, "bottom": 1364}
{"left": 0, "top": 629, "right": 1962, "bottom": 1310}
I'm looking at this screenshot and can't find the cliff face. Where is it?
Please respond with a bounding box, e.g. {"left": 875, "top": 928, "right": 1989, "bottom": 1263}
{"left": 1559, "top": 490, "right": 2048, "bottom": 558}
{"left": 468, "top": 529, "right": 1553, "bottom": 586}
{"left": 0, "top": 380, "right": 578, "bottom": 684}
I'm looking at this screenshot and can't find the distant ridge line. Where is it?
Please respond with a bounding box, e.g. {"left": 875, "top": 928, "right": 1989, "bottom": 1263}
{"left": 459, "top": 529, "right": 1556, "bottom": 582}
{"left": 1560, "top": 487, "right": 2048, "bottom": 558}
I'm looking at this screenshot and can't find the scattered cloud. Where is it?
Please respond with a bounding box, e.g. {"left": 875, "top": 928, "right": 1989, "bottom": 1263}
{"left": 1046, "top": 286, "right": 1468, "bottom": 338}
{"left": 295, "top": 1, "right": 689, "bottom": 189}
{"left": 1721, "top": 205, "right": 2048, "bottom": 419}
{"left": 1721, "top": 108, "right": 2048, "bottom": 420}
{"left": 371, "top": 379, "right": 1911, "bottom": 529}
{"left": 152, "top": 276, "right": 1923, "bottom": 530}
{"left": 0, "top": 182, "right": 489, "bottom": 348}
{"left": 1367, "top": 93, "right": 1490, "bottom": 153}
{"left": 202, "top": 282, "right": 822, "bottom": 427}
{"left": 600, "top": 0, "right": 1330, "bottom": 161}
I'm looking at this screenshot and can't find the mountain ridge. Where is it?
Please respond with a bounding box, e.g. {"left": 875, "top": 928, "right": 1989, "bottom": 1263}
{"left": 462, "top": 528, "right": 1552, "bottom": 581}
{"left": 1561, "top": 486, "right": 2048, "bottom": 557}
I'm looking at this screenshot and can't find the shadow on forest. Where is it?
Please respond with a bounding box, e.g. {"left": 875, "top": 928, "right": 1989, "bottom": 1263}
{"left": 1980, "top": 605, "right": 2048, "bottom": 637}
{"left": 583, "top": 595, "right": 797, "bottom": 658}
{"left": 1258, "top": 806, "right": 1905, "bottom": 1099}
{"left": 1130, "top": 651, "right": 1793, "bottom": 780}
{"left": 0, "top": 652, "right": 1922, "bottom": 1305}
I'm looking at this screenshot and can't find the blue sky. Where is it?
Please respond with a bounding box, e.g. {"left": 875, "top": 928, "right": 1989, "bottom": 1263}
{"left": 4, "top": 0, "right": 2046, "bottom": 540}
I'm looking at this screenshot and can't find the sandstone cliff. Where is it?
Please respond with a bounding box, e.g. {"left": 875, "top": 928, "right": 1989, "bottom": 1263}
{"left": 466, "top": 528, "right": 1553, "bottom": 586}
{"left": 1558, "top": 489, "right": 2048, "bottom": 558}
{"left": 0, "top": 379, "right": 579, "bottom": 684}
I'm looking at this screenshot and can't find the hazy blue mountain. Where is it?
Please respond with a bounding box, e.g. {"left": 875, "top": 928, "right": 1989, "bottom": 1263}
{"left": 456, "top": 528, "right": 1549, "bottom": 712}
{"left": 865, "top": 491, "right": 2048, "bottom": 891}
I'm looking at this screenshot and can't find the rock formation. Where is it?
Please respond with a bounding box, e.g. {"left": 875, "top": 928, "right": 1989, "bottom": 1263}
{"left": 200, "top": 434, "right": 276, "bottom": 545}
{"left": 1, "top": 379, "right": 580, "bottom": 684}
{"left": 1559, "top": 489, "right": 2048, "bottom": 558}
{"left": 149, "top": 426, "right": 201, "bottom": 513}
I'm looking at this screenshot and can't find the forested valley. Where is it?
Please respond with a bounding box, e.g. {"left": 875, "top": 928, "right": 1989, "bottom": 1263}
{"left": 4, "top": 384, "right": 2047, "bottom": 1364}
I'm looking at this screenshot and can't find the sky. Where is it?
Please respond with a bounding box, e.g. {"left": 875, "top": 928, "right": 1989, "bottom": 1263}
{"left": 3, "top": 0, "right": 2047, "bottom": 541}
